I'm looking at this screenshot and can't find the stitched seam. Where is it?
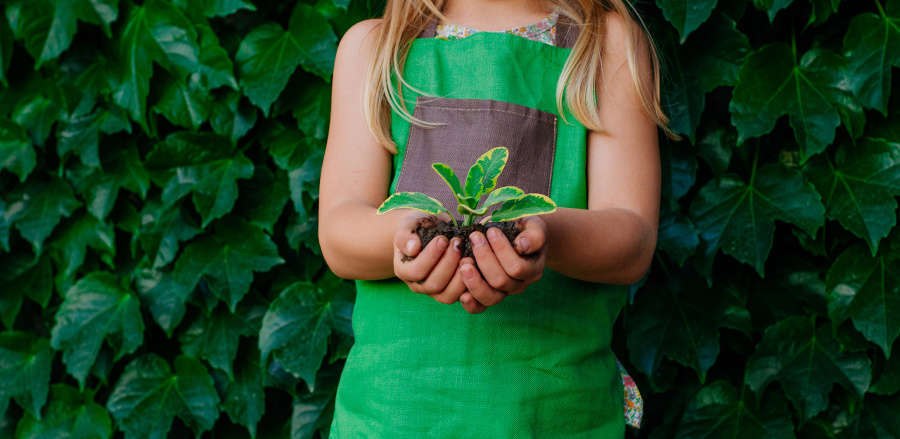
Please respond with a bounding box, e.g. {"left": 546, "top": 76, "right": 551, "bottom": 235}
{"left": 419, "top": 106, "right": 556, "bottom": 122}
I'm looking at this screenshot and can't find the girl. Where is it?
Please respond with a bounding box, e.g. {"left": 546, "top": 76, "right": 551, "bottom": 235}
{"left": 319, "top": 0, "right": 671, "bottom": 435}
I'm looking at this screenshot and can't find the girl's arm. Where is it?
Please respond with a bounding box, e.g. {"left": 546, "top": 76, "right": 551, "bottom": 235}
{"left": 548, "top": 12, "right": 661, "bottom": 285}
{"left": 319, "top": 20, "right": 468, "bottom": 302}
{"left": 461, "top": 12, "right": 660, "bottom": 303}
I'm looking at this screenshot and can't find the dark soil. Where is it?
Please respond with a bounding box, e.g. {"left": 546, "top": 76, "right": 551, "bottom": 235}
{"left": 415, "top": 221, "right": 520, "bottom": 259}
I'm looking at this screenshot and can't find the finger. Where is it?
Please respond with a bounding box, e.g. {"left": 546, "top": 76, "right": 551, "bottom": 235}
{"left": 470, "top": 231, "right": 524, "bottom": 294}
{"left": 513, "top": 216, "right": 548, "bottom": 256}
{"left": 393, "top": 213, "right": 455, "bottom": 258}
{"left": 487, "top": 227, "right": 544, "bottom": 286}
{"left": 429, "top": 255, "right": 469, "bottom": 305}
{"left": 460, "top": 262, "right": 507, "bottom": 307}
{"left": 417, "top": 238, "right": 464, "bottom": 299}
{"left": 459, "top": 291, "right": 487, "bottom": 314}
{"left": 395, "top": 235, "right": 449, "bottom": 283}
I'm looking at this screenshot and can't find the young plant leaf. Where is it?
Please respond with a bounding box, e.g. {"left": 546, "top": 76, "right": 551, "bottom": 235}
{"left": 474, "top": 147, "right": 508, "bottom": 195}
{"left": 464, "top": 164, "right": 486, "bottom": 200}
{"left": 479, "top": 186, "right": 524, "bottom": 211}
{"left": 457, "top": 204, "right": 488, "bottom": 218}
{"left": 377, "top": 192, "right": 448, "bottom": 216}
{"left": 489, "top": 194, "right": 556, "bottom": 222}
{"left": 432, "top": 163, "right": 466, "bottom": 200}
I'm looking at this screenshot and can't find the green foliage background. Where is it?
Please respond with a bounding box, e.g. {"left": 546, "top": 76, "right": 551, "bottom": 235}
{"left": 0, "top": 0, "right": 898, "bottom": 437}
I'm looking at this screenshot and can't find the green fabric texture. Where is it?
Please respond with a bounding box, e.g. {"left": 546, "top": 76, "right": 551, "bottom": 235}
{"left": 332, "top": 31, "right": 627, "bottom": 438}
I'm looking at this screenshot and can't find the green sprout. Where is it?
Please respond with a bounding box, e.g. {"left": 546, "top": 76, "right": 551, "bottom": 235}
{"left": 376, "top": 147, "right": 557, "bottom": 226}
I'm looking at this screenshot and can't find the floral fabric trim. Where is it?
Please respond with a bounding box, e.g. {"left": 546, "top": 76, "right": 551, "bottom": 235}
{"left": 434, "top": 11, "right": 558, "bottom": 46}
{"left": 617, "top": 358, "right": 643, "bottom": 429}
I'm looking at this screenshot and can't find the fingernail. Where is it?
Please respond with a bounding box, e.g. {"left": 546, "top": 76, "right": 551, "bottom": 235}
{"left": 436, "top": 237, "right": 448, "bottom": 251}
{"left": 517, "top": 237, "right": 531, "bottom": 254}
{"left": 470, "top": 233, "right": 485, "bottom": 247}
{"left": 451, "top": 238, "right": 461, "bottom": 252}
{"left": 487, "top": 227, "right": 502, "bottom": 241}
{"left": 405, "top": 238, "right": 416, "bottom": 254}
{"left": 462, "top": 265, "right": 475, "bottom": 280}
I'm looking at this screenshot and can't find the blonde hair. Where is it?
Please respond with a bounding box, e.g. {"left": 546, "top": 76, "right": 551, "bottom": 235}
{"left": 363, "top": 0, "right": 677, "bottom": 152}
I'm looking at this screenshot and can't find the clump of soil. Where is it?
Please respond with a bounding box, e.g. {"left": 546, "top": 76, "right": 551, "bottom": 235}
{"left": 416, "top": 221, "right": 520, "bottom": 259}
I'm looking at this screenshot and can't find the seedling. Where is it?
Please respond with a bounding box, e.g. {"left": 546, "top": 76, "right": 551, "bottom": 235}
{"left": 377, "top": 147, "right": 557, "bottom": 225}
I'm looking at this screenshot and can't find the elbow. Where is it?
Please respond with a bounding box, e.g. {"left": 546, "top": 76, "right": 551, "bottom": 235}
{"left": 605, "top": 226, "right": 656, "bottom": 285}
{"left": 318, "top": 225, "right": 352, "bottom": 280}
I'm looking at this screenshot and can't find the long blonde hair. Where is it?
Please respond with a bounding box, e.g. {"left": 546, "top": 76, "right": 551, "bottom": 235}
{"left": 363, "top": 0, "right": 677, "bottom": 152}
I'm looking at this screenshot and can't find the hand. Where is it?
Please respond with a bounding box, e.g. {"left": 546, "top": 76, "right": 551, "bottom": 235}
{"left": 458, "top": 216, "right": 548, "bottom": 314}
{"left": 393, "top": 212, "right": 468, "bottom": 305}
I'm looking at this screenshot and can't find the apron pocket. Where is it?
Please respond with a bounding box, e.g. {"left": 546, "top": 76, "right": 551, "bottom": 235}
{"left": 397, "top": 97, "right": 557, "bottom": 213}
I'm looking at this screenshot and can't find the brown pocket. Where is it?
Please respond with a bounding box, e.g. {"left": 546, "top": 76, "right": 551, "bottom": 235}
{"left": 396, "top": 97, "right": 557, "bottom": 217}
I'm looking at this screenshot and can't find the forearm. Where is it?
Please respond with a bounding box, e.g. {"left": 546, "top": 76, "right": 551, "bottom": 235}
{"left": 542, "top": 207, "right": 656, "bottom": 284}
{"left": 319, "top": 201, "right": 406, "bottom": 280}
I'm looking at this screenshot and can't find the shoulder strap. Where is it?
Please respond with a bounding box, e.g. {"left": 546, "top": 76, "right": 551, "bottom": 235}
{"left": 553, "top": 14, "right": 579, "bottom": 49}
{"left": 418, "top": 18, "right": 438, "bottom": 39}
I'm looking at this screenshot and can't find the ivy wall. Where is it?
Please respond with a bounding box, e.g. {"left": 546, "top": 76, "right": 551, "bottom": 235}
{"left": 0, "top": 0, "right": 897, "bottom": 437}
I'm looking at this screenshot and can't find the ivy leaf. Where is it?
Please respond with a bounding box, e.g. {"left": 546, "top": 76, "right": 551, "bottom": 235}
{"left": 51, "top": 272, "right": 144, "bottom": 389}
{"left": 13, "top": 92, "right": 62, "bottom": 148}
{"left": 172, "top": 217, "right": 284, "bottom": 312}
{"left": 0, "top": 118, "right": 35, "bottom": 183}
{"left": 195, "top": 24, "right": 238, "bottom": 91}
{"left": 0, "top": 14, "right": 12, "bottom": 87}
{"left": 234, "top": 166, "right": 290, "bottom": 233}
{"left": 291, "top": 367, "right": 340, "bottom": 439}
{"left": 19, "top": 0, "right": 78, "bottom": 67}
{"left": 153, "top": 74, "right": 211, "bottom": 130}
{"left": 259, "top": 279, "right": 355, "bottom": 390}
{"left": 840, "top": 395, "right": 900, "bottom": 439}
{"left": 661, "top": 142, "right": 698, "bottom": 208}
{"left": 745, "top": 316, "right": 871, "bottom": 420}
{"left": 808, "top": 0, "right": 841, "bottom": 27}
{"left": 179, "top": 299, "right": 267, "bottom": 380}
{"left": 134, "top": 268, "right": 193, "bottom": 336}
{"left": 237, "top": 4, "right": 336, "bottom": 115}
{"left": 219, "top": 343, "right": 265, "bottom": 438}
{"left": 752, "top": 0, "right": 794, "bottom": 22}
{"left": 657, "top": 205, "right": 699, "bottom": 266}
{"left": 675, "top": 381, "right": 795, "bottom": 439}
{"left": 657, "top": 0, "right": 718, "bottom": 42}
{"left": 72, "top": 141, "right": 149, "bottom": 221}
{"left": 174, "top": 0, "right": 256, "bottom": 17}
{"left": 14, "top": 384, "right": 112, "bottom": 439}
{"left": 871, "top": 340, "right": 900, "bottom": 394}
{"left": 826, "top": 243, "right": 900, "bottom": 358}
{"left": 113, "top": 0, "right": 200, "bottom": 132}
{"left": 665, "top": 15, "right": 750, "bottom": 141}
{"left": 842, "top": 0, "right": 900, "bottom": 114}
{"left": 73, "top": 0, "right": 119, "bottom": 36}
{"left": 690, "top": 164, "right": 824, "bottom": 277}
{"left": 868, "top": 94, "right": 900, "bottom": 140}
{"left": 627, "top": 282, "right": 751, "bottom": 383}
{"left": 145, "top": 132, "right": 254, "bottom": 227}
{"left": 210, "top": 90, "right": 258, "bottom": 144}
{"left": 47, "top": 212, "right": 116, "bottom": 281}
{"left": 106, "top": 355, "right": 219, "bottom": 439}
{"left": 138, "top": 198, "right": 203, "bottom": 269}
{"left": 0, "top": 331, "right": 53, "bottom": 418}
{"left": 804, "top": 139, "right": 900, "bottom": 254}
{"left": 7, "top": 176, "right": 82, "bottom": 252}
{"left": 731, "top": 45, "right": 852, "bottom": 162}
{"left": 0, "top": 255, "right": 51, "bottom": 330}
{"left": 293, "top": 79, "right": 330, "bottom": 139}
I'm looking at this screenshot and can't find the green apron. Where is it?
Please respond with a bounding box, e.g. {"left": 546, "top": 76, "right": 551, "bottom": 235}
{"left": 331, "top": 23, "right": 627, "bottom": 438}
